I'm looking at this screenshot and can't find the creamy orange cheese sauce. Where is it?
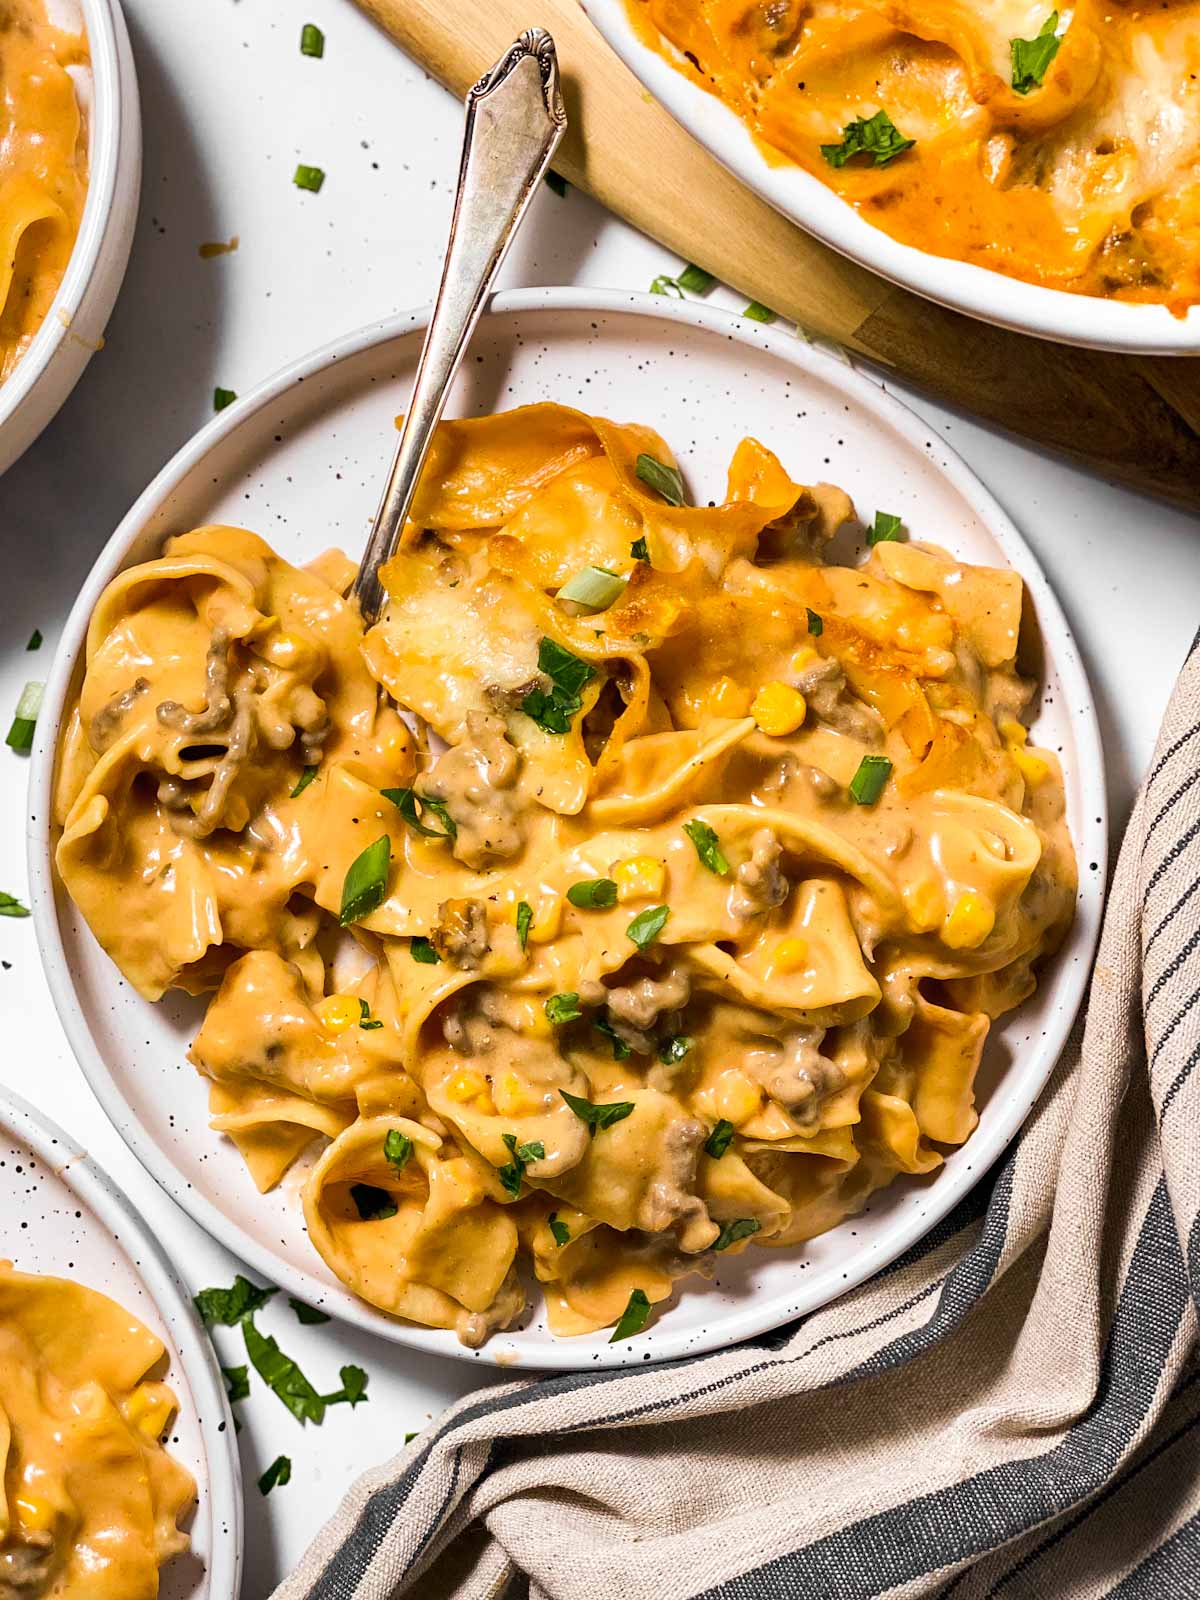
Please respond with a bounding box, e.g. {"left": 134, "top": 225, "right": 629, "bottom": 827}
{"left": 625, "top": 0, "right": 1200, "bottom": 308}
{"left": 0, "top": 1263, "right": 194, "bottom": 1598}
{"left": 0, "top": 0, "right": 89, "bottom": 381}
{"left": 54, "top": 405, "right": 1075, "bottom": 1344}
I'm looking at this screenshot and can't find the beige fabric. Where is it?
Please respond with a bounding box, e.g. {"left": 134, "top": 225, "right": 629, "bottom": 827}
{"left": 276, "top": 638, "right": 1200, "bottom": 1600}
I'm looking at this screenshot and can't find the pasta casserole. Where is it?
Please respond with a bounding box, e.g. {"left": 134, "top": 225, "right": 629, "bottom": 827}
{"left": 623, "top": 0, "right": 1200, "bottom": 308}
{"left": 54, "top": 404, "right": 1075, "bottom": 1344}
{"left": 0, "top": 1262, "right": 194, "bottom": 1596}
{"left": 0, "top": 0, "right": 90, "bottom": 382}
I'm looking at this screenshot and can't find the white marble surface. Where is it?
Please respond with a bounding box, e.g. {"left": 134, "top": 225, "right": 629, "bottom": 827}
{"left": 0, "top": 2, "right": 1197, "bottom": 1595}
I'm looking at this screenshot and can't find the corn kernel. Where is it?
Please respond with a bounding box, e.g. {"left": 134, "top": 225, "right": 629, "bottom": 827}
{"left": 791, "top": 645, "right": 820, "bottom": 673}
{"left": 14, "top": 1492, "right": 56, "bottom": 1533}
{"left": 768, "top": 937, "right": 809, "bottom": 975}
{"left": 999, "top": 718, "right": 1027, "bottom": 747}
{"left": 903, "top": 878, "right": 944, "bottom": 933}
{"left": 613, "top": 856, "right": 666, "bottom": 902}
{"left": 1013, "top": 748, "right": 1050, "bottom": 786}
{"left": 446, "top": 1068, "right": 488, "bottom": 1104}
{"left": 125, "top": 1386, "right": 172, "bottom": 1439}
{"left": 716, "top": 1070, "right": 763, "bottom": 1127}
{"left": 494, "top": 1071, "right": 542, "bottom": 1117}
{"left": 707, "top": 674, "right": 752, "bottom": 718}
{"left": 943, "top": 891, "right": 995, "bottom": 950}
{"left": 526, "top": 896, "right": 563, "bottom": 944}
{"left": 317, "top": 993, "right": 361, "bottom": 1033}
{"left": 512, "top": 995, "right": 552, "bottom": 1039}
{"left": 752, "top": 681, "right": 808, "bottom": 737}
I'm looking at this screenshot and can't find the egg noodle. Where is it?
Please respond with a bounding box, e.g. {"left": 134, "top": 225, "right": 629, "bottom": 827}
{"left": 53, "top": 405, "right": 1075, "bottom": 1345}
{"left": 0, "top": 0, "right": 90, "bottom": 382}
{"left": 0, "top": 1263, "right": 194, "bottom": 1596}
{"left": 624, "top": 0, "right": 1200, "bottom": 309}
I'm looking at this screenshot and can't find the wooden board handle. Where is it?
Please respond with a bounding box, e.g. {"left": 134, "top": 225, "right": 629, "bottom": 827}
{"left": 358, "top": 0, "right": 1200, "bottom": 512}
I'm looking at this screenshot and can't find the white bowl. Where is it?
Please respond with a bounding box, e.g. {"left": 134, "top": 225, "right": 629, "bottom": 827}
{"left": 28, "top": 289, "right": 1106, "bottom": 1370}
{"left": 0, "top": 1086, "right": 242, "bottom": 1599}
{"left": 0, "top": 0, "right": 141, "bottom": 476}
{"left": 582, "top": 0, "right": 1200, "bottom": 354}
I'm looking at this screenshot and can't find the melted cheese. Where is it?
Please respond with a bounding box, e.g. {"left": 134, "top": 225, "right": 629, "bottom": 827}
{"left": 0, "top": 1263, "right": 194, "bottom": 1597}
{"left": 0, "top": 0, "right": 89, "bottom": 381}
{"left": 53, "top": 404, "right": 1076, "bottom": 1344}
{"left": 626, "top": 0, "right": 1200, "bottom": 309}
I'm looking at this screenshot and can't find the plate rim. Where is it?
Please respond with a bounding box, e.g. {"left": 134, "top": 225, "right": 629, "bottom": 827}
{"left": 580, "top": 0, "right": 1200, "bottom": 355}
{"left": 0, "top": 1084, "right": 244, "bottom": 1598}
{"left": 27, "top": 286, "right": 1107, "bottom": 1369}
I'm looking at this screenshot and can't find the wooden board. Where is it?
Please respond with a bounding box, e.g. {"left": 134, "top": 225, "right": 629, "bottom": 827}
{"left": 357, "top": 0, "right": 1200, "bottom": 511}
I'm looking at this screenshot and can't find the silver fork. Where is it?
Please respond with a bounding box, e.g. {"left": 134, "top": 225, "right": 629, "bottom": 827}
{"left": 352, "top": 29, "right": 567, "bottom": 626}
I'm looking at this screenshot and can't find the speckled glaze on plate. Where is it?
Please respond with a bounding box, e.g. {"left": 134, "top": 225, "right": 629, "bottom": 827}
{"left": 28, "top": 289, "right": 1106, "bottom": 1370}
{"left": 581, "top": 0, "right": 1200, "bottom": 355}
{"left": 0, "top": 1087, "right": 242, "bottom": 1598}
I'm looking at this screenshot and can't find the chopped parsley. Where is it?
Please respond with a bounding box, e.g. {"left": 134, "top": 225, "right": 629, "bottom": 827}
{"left": 566, "top": 877, "right": 618, "bottom": 910}
{"left": 610, "top": 1287, "right": 652, "bottom": 1342}
{"left": 713, "top": 1217, "right": 761, "bottom": 1252}
{"left": 293, "top": 163, "right": 326, "bottom": 192}
{"left": 240, "top": 1315, "right": 328, "bottom": 1424}
{"left": 384, "top": 1128, "right": 414, "bottom": 1174}
{"left": 630, "top": 536, "right": 650, "bottom": 562}
{"left": 560, "top": 1089, "right": 635, "bottom": 1136}
{"left": 339, "top": 836, "right": 390, "bottom": 925}
{"left": 635, "top": 453, "right": 686, "bottom": 507}
{"left": 350, "top": 1183, "right": 397, "bottom": 1221}
{"left": 498, "top": 1133, "right": 544, "bottom": 1197}
{"left": 291, "top": 764, "right": 318, "bottom": 797}
{"left": 259, "top": 1455, "right": 292, "bottom": 1495}
{"left": 516, "top": 900, "right": 533, "bottom": 950}
{"left": 868, "top": 510, "right": 904, "bottom": 545}
{"left": 300, "top": 21, "right": 324, "bottom": 56}
{"left": 410, "top": 936, "right": 440, "bottom": 964}
{"left": 548, "top": 1212, "right": 570, "bottom": 1247}
{"left": 288, "top": 1298, "right": 331, "bottom": 1325}
{"left": 545, "top": 991, "right": 582, "bottom": 1025}
{"left": 657, "top": 1034, "right": 693, "bottom": 1065}
{"left": 213, "top": 387, "right": 237, "bottom": 411}
{"left": 222, "top": 1363, "right": 250, "bottom": 1403}
{"left": 0, "top": 891, "right": 29, "bottom": 919}
{"left": 806, "top": 608, "right": 824, "bottom": 637}
{"left": 358, "top": 998, "right": 383, "bottom": 1031}
{"left": 683, "top": 819, "right": 730, "bottom": 877}
{"left": 1011, "top": 13, "right": 1061, "bottom": 94}
{"left": 594, "top": 1016, "right": 632, "bottom": 1061}
{"left": 521, "top": 638, "right": 596, "bottom": 734}
{"left": 382, "top": 785, "right": 457, "bottom": 840}
{"left": 704, "top": 1119, "right": 735, "bottom": 1159}
{"left": 849, "top": 754, "right": 892, "bottom": 806}
{"left": 194, "top": 1274, "right": 277, "bottom": 1327}
{"left": 626, "top": 903, "right": 669, "bottom": 950}
{"left": 25, "top": 629, "right": 41, "bottom": 651}
{"left": 820, "top": 109, "right": 914, "bottom": 169}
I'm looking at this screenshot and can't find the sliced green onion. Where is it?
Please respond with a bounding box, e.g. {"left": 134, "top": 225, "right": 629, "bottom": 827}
{"left": 6, "top": 681, "right": 43, "bottom": 751}
{"left": 626, "top": 903, "right": 669, "bottom": 950}
{"left": 713, "top": 1217, "right": 761, "bottom": 1252}
{"left": 742, "top": 300, "right": 777, "bottom": 324}
{"left": 293, "top": 164, "right": 326, "bottom": 192}
{"left": 566, "top": 877, "right": 618, "bottom": 910}
{"left": 610, "top": 1287, "right": 652, "bottom": 1342}
{"left": 558, "top": 566, "right": 627, "bottom": 613}
{"left": 650, "top": 274, "right": 684, "bottom": 298}
{"left": 806, "top": 608, "right": 823, "bottom": 637}
{"left": 677, "top": 263, "right": 715, "bottom": 293}
{"left": 300, "top": 22, "right": 324, "bottom": 56}
{"left": 358, "top": 998, "right": 383, "bottom": 1031}
{"left": 339, "top": 836, "right": 390, "bottom": 925}
{"left": 704, "top": 1119, "right": 735, "bottom": 1159}
{"left": 869, "top": 510, "right": 904, "bottom": 545}
{"left": 849, "top": 754, "right": 892, "bottom": 806}
{"left": 0, "top": 892, "right": 29, "bottom": 919}
{"left": 213, "top": 386, "right": 237, "bottom": 411}
{"left": 635, "top": 453, "right": 686, "bottom": 507}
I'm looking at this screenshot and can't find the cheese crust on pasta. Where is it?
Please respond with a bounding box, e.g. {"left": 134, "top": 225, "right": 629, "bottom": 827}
{"left": 0, "top": 1262, "right": 194, "bottom": 1597}
{"left": 54, "top": 405, "right": 1075, "bottom": 1344}
{"left": 623, "top": 0, "right": 1200, "bottom": 309}
{"left": 0, "top": 0, "right": 90, "bottom": 381}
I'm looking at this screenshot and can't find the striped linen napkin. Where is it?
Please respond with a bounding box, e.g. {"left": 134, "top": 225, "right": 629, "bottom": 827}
{"left": 276, "top": 635, "right": 1200, "bottom": 1600}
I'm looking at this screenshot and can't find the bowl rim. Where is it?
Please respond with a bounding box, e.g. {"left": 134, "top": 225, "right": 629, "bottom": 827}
{"left": 581, "top": 0, "right": 1200, "bottom": 355}
{"left": 27, "top": 286, "right": 1107, "bottom": 1369}
{"left": 0, "top": 0, "right": 126, "bottom": 436}
{"left": 0, "top": 1084, "right": 244, "bottom": 1598}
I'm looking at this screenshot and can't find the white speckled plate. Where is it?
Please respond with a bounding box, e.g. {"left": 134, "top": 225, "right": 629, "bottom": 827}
{"left": 0, "top": 1087, "right": 242, "bottom": 1598}
{"left": 28, "top": 289, "right": 1105, "bottom": 1370}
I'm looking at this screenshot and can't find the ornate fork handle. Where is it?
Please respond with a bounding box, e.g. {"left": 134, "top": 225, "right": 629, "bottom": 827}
{"left": 353, "top": 28, "right": 566, "bottom": 625}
